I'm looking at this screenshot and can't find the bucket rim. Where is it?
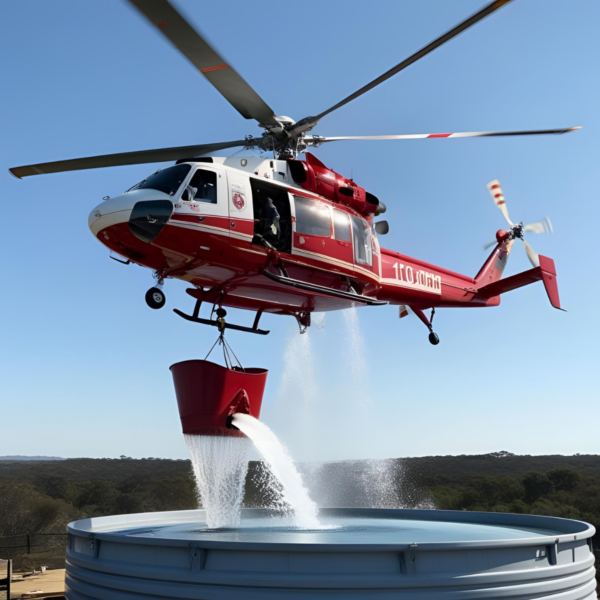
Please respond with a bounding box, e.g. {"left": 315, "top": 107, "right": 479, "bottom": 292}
{"left": 169, "top": 359, "right": 268, "bottom": 375}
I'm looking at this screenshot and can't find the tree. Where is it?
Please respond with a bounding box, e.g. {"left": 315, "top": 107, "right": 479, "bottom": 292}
{"left": 522, "top": 472, "right": 553, "bottom": 503}
{"left": 0, "top": 481, "right": 77, "bottom": 537}
{"left": 548, "top": 468, "right": 581, "bottom": 492}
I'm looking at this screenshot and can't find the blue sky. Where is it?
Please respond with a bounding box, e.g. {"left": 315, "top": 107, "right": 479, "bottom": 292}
{"left": 1, "top": 0, "right": 598, "bottom": 462}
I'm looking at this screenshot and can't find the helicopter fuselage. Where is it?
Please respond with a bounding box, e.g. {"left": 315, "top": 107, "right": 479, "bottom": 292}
{"left": 88, "top": 156, "right": 507, "bottom": 330}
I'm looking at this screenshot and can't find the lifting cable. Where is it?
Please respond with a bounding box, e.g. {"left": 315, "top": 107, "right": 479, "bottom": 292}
{"left": 204, "top": 331, "right": 245, "bottom": 372}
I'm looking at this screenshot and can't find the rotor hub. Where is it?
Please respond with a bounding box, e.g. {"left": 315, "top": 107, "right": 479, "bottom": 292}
{"left": 510, "top": 222, "right": 525, "bottom": 241}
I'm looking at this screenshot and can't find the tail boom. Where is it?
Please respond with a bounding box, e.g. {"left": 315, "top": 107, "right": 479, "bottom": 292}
{"left": 476, "top": 255, "right": 562, "bottom": 310}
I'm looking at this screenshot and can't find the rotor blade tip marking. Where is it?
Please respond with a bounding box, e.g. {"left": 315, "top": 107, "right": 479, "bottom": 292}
{"left": 427, "top": 133, "right": 452, "bottom": 138}
{"left": 157, "top": 22, "right": 168, "bottom": 28}
{"left": 200, "top": 64, "right": 229, "bottom": 73}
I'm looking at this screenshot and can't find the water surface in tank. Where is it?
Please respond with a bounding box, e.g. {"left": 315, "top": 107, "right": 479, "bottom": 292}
{"left": 113, "top": 515, "right": 562, "bottom": 544}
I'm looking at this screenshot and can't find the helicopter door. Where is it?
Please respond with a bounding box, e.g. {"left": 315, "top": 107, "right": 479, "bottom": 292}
{"left": 180, "top": 166, "right": 229, "bottom": 236}
{"left": 249, "top": 179, "right": 292, "bottom": 254}
{"left": 227, "top": 169, "right": 253, "bottom": 243}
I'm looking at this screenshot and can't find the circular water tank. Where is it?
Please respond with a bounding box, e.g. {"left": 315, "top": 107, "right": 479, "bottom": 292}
{"left": 65, "top": 508, "right": 596, "bottom": 599}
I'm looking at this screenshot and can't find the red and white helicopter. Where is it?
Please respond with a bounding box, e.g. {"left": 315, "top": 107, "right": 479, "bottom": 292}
{"left": 10, "top": 0, "right": 576, "bottom": 344}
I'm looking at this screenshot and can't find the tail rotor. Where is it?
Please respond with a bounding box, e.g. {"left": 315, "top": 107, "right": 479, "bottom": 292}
{"left": 484, "top": 179, "right": 552, "bottom": 268}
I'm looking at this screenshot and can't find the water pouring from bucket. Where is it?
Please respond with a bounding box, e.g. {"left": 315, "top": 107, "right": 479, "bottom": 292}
{"left": 171, "top": 332, "right": 319, "bottom": 529}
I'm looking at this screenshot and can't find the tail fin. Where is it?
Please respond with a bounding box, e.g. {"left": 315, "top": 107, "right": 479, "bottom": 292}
{"left": 475, "top": 238, "right": 515, "bottom": 288}
{"left": 476, "top": 254, "right": 562, "bottom": 310}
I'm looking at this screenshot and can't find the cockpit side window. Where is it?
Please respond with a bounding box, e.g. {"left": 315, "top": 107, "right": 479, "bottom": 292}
{"left": 129, "top": 164, "right": 191, "bottom": 196}
{"left": 183, "top": 169, "right": 218, "bottom": 203}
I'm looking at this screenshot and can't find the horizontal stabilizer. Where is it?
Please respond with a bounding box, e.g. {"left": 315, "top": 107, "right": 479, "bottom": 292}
{"left": 476, "top": 255, "right": 562, "bottom": 310}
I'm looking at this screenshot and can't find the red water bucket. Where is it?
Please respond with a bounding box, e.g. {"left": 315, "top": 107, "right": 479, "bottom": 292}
{"left": 170, "top": 359, "right": 268, "bottom": 436}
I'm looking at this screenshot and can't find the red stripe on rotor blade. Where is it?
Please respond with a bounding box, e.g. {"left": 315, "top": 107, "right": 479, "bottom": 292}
{"left": 497, "top": 201, "right": 505, "bottom": 205}
{"left": 200, "top": 64, "right": 229, "bottom": 73}
{"left": 494, "top": 193, "right": 502, "bottom": 198}
{"left": 491, "top": 184, "right": 500, "bottom": 189}
{"left": 427, "top": 133, "right": 452, "bottom": 138}
{"left": 157, "top": 22, "right": 168, "bottom": 27}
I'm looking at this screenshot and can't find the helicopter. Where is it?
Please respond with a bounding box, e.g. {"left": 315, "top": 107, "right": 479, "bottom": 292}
{"left": 9, "top": 0, "right": 576, "bottom": 344}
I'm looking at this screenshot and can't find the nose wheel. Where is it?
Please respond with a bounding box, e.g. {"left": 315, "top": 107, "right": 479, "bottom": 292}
{"left": 145, "top": 287, "right": 166, "bottom": 309}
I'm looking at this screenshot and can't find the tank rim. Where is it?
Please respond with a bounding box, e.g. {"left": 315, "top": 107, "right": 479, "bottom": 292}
{"left": 67, "top": 507, "right": 595, "bottom": 553}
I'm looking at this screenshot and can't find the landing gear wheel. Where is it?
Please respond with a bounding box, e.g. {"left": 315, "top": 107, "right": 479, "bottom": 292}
{"left": 428, "top": 332, "right": 440, "bottom": 345}
{"left": 145, "top": 287, "right": 166, "bottom": 309}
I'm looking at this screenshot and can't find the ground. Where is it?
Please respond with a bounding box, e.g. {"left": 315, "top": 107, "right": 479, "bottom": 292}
{"left": 8, "top": 568, "right": 64, "bottom": 599}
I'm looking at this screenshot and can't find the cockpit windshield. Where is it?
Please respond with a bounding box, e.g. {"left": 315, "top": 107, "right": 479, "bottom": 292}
{"left": 127, "top": 164, "right": 191, "bottom": 196}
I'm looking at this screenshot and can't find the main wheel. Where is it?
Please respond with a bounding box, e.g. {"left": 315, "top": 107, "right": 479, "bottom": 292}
{"left": 145, "top": 287, "right": 166, "bottom": 309}
{"left": 428, "top": 331, "right": 440, "bottom": 345}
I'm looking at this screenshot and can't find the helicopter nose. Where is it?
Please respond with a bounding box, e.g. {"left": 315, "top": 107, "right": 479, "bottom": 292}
{"left": 88, "top": 195, "right": 135, "bottom": 237}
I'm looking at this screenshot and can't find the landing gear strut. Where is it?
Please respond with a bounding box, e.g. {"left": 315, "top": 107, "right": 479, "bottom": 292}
{"left": 295, "top": 312, "right": 311, "bottom": 334}
{"left": 145, "top": 274, "right": 166, "bottom": 309}
{"left": 410, "top": 306, "right": 440, "bottom": 345}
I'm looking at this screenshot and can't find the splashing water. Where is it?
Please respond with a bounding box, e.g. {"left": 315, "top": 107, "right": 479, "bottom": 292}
{"left": 232, "top": 413, "right": 320, "bottom": 529}
{"left": 361, "top": 459, "right": 403, "bottom": 508}
{"left": 277, "top": 328, "right": 317, "bottom": 405}
{"left": 342, "top": 306, "right": 370, "bottom": 405}
{"left": 185, "top": 434, "right": 250, "bottom": 529}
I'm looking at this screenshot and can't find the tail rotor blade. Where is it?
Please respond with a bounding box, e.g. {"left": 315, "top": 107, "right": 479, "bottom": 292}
{"left": 523, "top": 239, "right": 540, "bottom": 268}
{"left": 524, "top": 217, "right": 553, "bottom": 234}
{"left": 483, "top": 240, "right": 497, "bottom": 250}
{"left": 486, "top": 179, "right": 513, "bottom": 227}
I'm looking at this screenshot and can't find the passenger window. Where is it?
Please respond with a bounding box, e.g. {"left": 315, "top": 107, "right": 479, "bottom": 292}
{"left": 183, "top": 169, "right": 218, "bottom": 203}
{"left": 294, "top": 196, "right": 331, "bottom": 237}
{"left": 351, "top": 215, "right": 373, "bottom": 266}
{"left": 332, "top": 209, "right": 351, "bottom": 242}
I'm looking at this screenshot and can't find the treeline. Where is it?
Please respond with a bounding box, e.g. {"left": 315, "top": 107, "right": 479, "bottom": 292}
{"left": 401, "top": 452, "right": 600, "bottom": 536}
{"left": 1, "top": 452, "right": 600, "bottom": 565}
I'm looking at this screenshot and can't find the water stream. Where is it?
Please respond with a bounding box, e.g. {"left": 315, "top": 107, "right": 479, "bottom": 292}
{"left": 184, "top": 434, "right": 251, "bottom": 529}
{"left": 231, "top": 413, "right": 320, "bottom": 529}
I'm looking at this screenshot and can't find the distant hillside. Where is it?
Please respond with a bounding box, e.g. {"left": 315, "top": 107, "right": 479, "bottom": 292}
{"left": 0, "top": 455, "right": 65, "bottom": 461}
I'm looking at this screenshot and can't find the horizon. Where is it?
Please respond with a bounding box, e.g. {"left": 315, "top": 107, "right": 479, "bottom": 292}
{"left": 4, "top": 449, "right": 600, "bottom": 463}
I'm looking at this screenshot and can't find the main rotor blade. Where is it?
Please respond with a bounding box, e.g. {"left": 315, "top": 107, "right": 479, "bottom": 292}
{"left": 313, "top": 127, "right": 581, "bottom": 143}
{"left": 9, "top": 140, "right": 246, "bottom": 179}
{"left": 293, "top": 0, "right": 513, "bottom": 133}
{"left": 127, "top": 0, "right": 278, "bottom": 127}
